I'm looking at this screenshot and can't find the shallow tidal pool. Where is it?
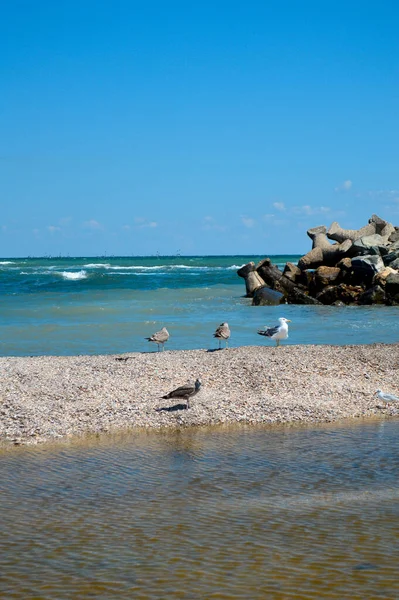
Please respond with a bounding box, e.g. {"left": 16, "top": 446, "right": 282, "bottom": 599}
{"left": 1, "top": 420, "right": 399, "bottom": 599}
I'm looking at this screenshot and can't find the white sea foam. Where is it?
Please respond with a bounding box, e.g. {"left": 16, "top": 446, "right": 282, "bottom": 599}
{"left": 61, "top": 270, "right": 88, "bottom": 280}
{"left": 84, "top": 263, "right": 111, "bottom": 268}
{"left": 0, "top": 261, "right": 14, "bottom": 265}
{"left": 105, "top": 264, "right": 220, "bottom": 271}
{"left": 227, "top": 264, "right": 245, "bottom": 270}
{"left": 106, "top": 265, "right": 165, "bottom": 270}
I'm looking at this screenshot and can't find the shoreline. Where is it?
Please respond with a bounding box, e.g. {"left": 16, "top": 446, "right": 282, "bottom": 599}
{"left": 1, "top": 343, "right": 398, "bottom": 446}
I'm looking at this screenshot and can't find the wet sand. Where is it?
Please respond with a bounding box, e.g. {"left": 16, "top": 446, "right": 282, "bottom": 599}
{"left": 0, "top": 343, "right": 398, "bottom": 445}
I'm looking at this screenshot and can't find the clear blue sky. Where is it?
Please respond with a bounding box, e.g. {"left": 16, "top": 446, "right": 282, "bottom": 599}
{"left": 1, "top": 0, "right": 398, "bottom": 256}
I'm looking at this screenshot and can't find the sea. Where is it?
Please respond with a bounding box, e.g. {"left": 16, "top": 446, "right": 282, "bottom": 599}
{"left": 1, "top": 255, "right": 399, "bottom": 599}
{"left": 1, "top": 255, "right": 398, "bottom": 356}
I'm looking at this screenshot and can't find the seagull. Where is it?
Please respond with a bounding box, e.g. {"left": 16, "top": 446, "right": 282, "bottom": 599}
{"left": 145, "top": 327, "right": 169, "bottom": 351}
{"left": 257, "top": 317, "right": 291, "bottom": 347}
{"left": 213, "top": 322, "right": 230, "bottom": 349}
{"left": 375, "top": 389, "right": 399, "bottom": 406}
{"left": 162, "top": 378, "right": 202, "bottom": 409}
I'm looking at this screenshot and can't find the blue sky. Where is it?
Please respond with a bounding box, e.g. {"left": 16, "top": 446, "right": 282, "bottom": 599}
{"left": 1, "top": 1, "right": 398, "bottom": 257}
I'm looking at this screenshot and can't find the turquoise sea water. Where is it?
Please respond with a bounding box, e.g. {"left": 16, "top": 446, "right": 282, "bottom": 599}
{"left": 1, "top": 255, "right": 398, "bottom": 356}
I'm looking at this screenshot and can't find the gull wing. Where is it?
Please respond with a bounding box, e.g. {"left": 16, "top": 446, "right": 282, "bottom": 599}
{"left": 257, "top": 325, "right": 279, "bottom": 337}
{"left": 214, "top": 324, "right": 230, "bottom": 339}
{"left": 162, "top": 384, "right": 194, "bottom": 399}
{"left": 382, "top": 392, "right": 399, "bottom": 401}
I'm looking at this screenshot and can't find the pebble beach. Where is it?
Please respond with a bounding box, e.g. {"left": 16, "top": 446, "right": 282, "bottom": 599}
{"left": 1, "top": 343, "right": 398, "bottom": 446}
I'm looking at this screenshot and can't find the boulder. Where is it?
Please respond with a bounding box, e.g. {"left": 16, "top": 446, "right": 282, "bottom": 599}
{"left": 383, "top": 251, "right": 399, "bottom": 266}
{"left": 256, "top": 258, "right": 322, "bottom": 305}
{"left": 297, "top": 247, "right": 324, "bottom": 270}
{"left": 327, "top": 221, "right": 376, "bottom": 243}
{"left": 327, "top": 214, "right": 394, "bottom": 243}
{"left": 389, "top": 228, "right": 399, "bottom": 243}
{"left": 351, "top": 255, "right": 385, "bottom": 286}
{"left": 315, "top": 266, "right": 341, "bottom": 288}
{"left": 358, "top": 285, "right": 386, "bottom": 305}
{"left": 316, "top": 283, "right": 364, "bottom": 305}
{"left": 336, "top": 257, "right": 352, "bottom": 283}
{"left": 252, "top": 286, "right": 286, "bottom": 306}
{"left": 283, "top": 262, "right": 302, "bottom": 283}
{"left": 388, "top": 258, "right": 399, "bottom": 270}
{"left": 316, "top": 285, "right": 341, "bottom": 305}
{"left": 237, "top": 262, "right": 265, "bottom": 297}
{"left": 385, "top": 273, "right": 399, "bottom": 299}
{"left": 351, "top": 234, "right": 389, "bottom": 256}
{"left": 336, "top": 284, "right": 364, "bottom": 304}
{"left": 298, "top": 238, "right": 352, "bottom": 270}
{"left": 373, "top": 267, "right": 398, "bottom": 287}
{"left": 370, "top": 214, "right": 396, "bottom": 240}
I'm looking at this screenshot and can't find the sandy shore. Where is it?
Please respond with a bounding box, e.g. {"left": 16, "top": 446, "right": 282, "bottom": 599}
{"left": 0, "top": 343, "right": 398, "bottom": 446}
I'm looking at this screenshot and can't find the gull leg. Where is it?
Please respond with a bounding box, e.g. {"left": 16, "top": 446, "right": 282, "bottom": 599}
{"left": 218, "top": 339, "right": 221, "bottom": 350}
{"left": 226, "top": 339, "right": 228, "bottom": 348}
{"left": 276, "top": 339, "right": 280, "bottom": 347}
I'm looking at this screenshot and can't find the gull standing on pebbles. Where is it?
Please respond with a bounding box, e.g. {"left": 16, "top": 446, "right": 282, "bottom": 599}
{"left": 213, "top": 322, "right": 230, "bottom": 349}
{"left": 162, "top": 378, "right": 202, "bottom": 409}
{"left": 257, "top": 317, "right": 291, "bottom": 347}
{"left": 375, "top": 389, "right": 399, "bottom": 406}
{"left": 145, "top": 327, "right": 169, "bottom": 351}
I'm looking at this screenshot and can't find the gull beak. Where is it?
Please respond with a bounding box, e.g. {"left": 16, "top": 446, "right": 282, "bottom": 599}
{"left": 286, "top": 319, "right": 292, "bottom": 322}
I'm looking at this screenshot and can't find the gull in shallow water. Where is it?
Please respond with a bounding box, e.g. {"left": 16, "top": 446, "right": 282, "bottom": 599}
{"left": 375, "top": 389, "right": 399, "bottom": 406}
{"left": 257, "top": 317, "right": 291, "bottom": 347}
{"left": 162, "top": 378, "right": 202, "bottom": 409}
{"left": 145, "top": 327, "right": 169, "bottom": 351}
{"left": 213, "top": 322, "right": 230, "bottom": 349}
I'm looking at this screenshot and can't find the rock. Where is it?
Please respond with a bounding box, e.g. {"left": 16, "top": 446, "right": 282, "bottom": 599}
{"left": 389, "top": 228, "right": 399, "bottom": 243}
{"left": 315, "top": 266, "right": 341, "bottom": 288}
{"left": 352, "top": 234, "right": 389, "bottom": 256}
{"left": 256, "top": 258, "right": 322, "bottom": 305}
{"left": 252, "top": 286, "right": 286, "bottom": 306}
{"left": 237, "top": 262, "right": 265, "bottom": 297}
{"left": 297, "top": 247, "right": 324, "bottom": 270}
{"left": 327, "top": 221, "right": 376, "bottom": 243}
{"left": 335, "top": 257, "right": 353, "bottom": 283}
{"left": 316, "top": 283, "right": 364, "bottom": 305}
{"left": 316, "top": 285, "right": 340, "bottom": 305}
{"left": 369, "top": 214, "right": 396, "bottom": 240}
{"left": 238, "top": 215, "right": 399, "bottom": 306}
{"left": 327, "top": 214, "right": 394, "bottom": 244}
{"left": 298, "top": 239, "right": 352, "bottom": 270}
{"left": 336, "top": 284, "right": 364, "bottom": 304}
{"left": 283, "top": 262, "right": 302, "bottom": 282}
{"left": 336, "top": 257, "right": 352, "bottom": 270}
{"left": 373, "top": 267, "right": 398, "bottom": 287}
{"left": 332, "top": 300, "right": 345, "bottom": 307}
{"left": 358, "top": 285, "right": 386, "bottom": 305}
{"left": 385, "top": 273, "right": 399, "bottom": 299}
{"left": 383, "top": 250, "right": 399, "bottom": 266}
{"left": 351, "top": 255, "right": 385, "bottom": 286}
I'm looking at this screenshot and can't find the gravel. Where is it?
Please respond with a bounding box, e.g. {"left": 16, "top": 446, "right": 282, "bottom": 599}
{"left": 0, "top": 343, "right": 398, "bottom": 446}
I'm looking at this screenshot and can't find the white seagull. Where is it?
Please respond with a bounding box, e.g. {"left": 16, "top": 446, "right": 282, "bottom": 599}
{"left": 257, "top": 317, "right": 291, "bottom": 347}
{"left": 375, "top": 389, "right": 399, "bottom": 406}
{"left": 145, "top": 327, "right": 169, "bottom": 351}
{"left": 213, "top": 322, "right": 230, "bottom": 349}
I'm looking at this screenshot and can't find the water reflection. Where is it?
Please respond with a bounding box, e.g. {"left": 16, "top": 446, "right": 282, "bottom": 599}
{"left": 1, "top": 421, "right": 399, "bottom": 599}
